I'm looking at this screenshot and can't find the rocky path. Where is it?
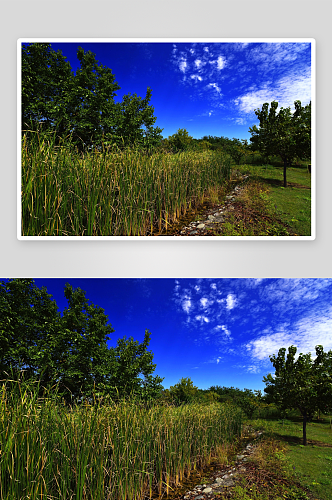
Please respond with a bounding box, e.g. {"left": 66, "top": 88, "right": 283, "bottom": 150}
{"left": 181, "top": 428, "right": 263, "bottom": 499}
{"left": 177, "top": 174, "right": 250, "bottom": 236}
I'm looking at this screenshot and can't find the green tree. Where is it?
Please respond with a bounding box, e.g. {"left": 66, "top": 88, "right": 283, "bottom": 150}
{"left": 208, "top": 385, "right": 260, "bottom": 418}
{"left": 223, "top": 138, "right": 248, "bottom": 164}
{"left": 107, "top": 329, "right": 164, "bottom": 401}
{"left": 192, "top": 139, "right": 212, "bottom": 151}
{"left": 0, "top": 279, "right": 59, "bottom": 383}
{"left": 21, "top": 43, "right": 73, "bottom": 134}
{"left": 263, "top": 345, "right": 332, "bottom": 445}
{"left": 166, "top": 377, "right": 199, "bottom": 404}
{"left": 54, "top": 283, "right": 115, "bottom": 402}
{"left": 249, "top": 100, "right": 311, "bottom": 187}
{"left": 21, "top": 43, "right": 163, "bottom": 150}
{"left": 64, "top": 46, "right": 122, "bottom": 149}
{"left": 0, "top": 279, "right": 164, "bottom": 404}
{"left": 114, "top": 88, "right": 164, "bottom": 150}
{"left": 166, "top": 128, "right": 194, "bottom": 152}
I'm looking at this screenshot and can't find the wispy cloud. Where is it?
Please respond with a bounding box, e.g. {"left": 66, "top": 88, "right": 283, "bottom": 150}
{"left": 245, "top": 311, "right": 332, "bottom": 362}
{"left": 226, "top": 293, "right": 237, "bottom": 310}
{"left": 170, "top": 41, "right": 311, "bottom": 124}
{"left": 173, "top": 278, "right": 332, "bottom": 377}
{"left": 172, "top": 279, "right": 237, "bottom": 344}
{"left": 234, "top": 67, "right": 311, "bottom": 116}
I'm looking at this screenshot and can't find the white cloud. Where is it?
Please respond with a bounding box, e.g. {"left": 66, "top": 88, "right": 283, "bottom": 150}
{"left": 234, "top": 67, "right": 311, "bottom": 115}
{"left": 207, "top": 82, "right": 222, "bottom": 94}
{"left": 170, "top": 42, "right": 311, "bottom": 119}
{"left": 245, "top": 312, "right": 332, "bottom": 362}
{"left": 204, "top": 356, "right": 223, "bottom": 365}
{"left": 179, "top": 59, "right": 187, "bottom": 73}
{"left": 195, "top": 315, "right": 210, "bottom": 324}
{"left": 195, "top": 59, "right": 204, "bottom": 69}
{"left": 190, "top": 74, "right": 203, "bottom": 82}
{"left": 216, "top": 55, "right": 226, "bottom": 70}
{"left": 214, "top": 324, "right": 231, "bottom": 337}
{"left": 226, "top": 293, "right": 237, "bottom": 310}
{"left": 247, "top": 365, "right": 260, "bottom": 373}
{"left": 182, "top": 297, "right": 192, "bottom": 314}
{"left": 200, "top": 297, "right": 209, "bottom": 308}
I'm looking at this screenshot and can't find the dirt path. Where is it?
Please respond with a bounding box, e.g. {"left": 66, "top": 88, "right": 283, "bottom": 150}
{"left": 155, "top": 171, "right": 250, "bottom": 236}
{"left": 177, "top": 174, "right": 250, "bottom": 236}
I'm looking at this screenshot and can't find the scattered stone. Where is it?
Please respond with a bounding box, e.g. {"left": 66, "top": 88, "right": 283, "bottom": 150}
{"left": 203, "top": 487, "right": 212, "bottom": 493}
{"left": 180, "top": 426, "right": 264, "bottom": 499}
{"left": 175, "top": 173, "right": 249, "bottom": 236}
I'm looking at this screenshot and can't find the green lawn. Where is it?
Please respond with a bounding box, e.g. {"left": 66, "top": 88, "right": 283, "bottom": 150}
{"left": 251, "top": 414, "right": 332, "bottom": 500}
{"left": 233, "top": 162, "right": 312, "bottom": 236}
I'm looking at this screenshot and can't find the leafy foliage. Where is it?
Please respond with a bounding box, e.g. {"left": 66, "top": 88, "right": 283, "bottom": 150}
{"left": 208, "top": 385, "right": 263, "bottom": 418}
{"left": 248, "top": 100, "right": 311, "bottom": 187}
{"left": 164, "top": 377, "right": 200, "bottom": 404}
{"left": 263, "top": 345, "right": 332, "bottom": 445}
{"left": 164, "top": 128, "right": 195, "bottom": 152}
{"left": 107, "top": 330, "right": 164, "bottom": 401}
{"left": 21, "top": 43, "right": 163, "bottom": 150}
{"left": 0, "top": 279, "right": 164, "bottom": 403}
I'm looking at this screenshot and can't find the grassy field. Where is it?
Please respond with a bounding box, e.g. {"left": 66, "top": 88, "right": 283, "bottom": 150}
{"left": 206, "top": 162, "right": 312, "bottom": 237}
{"left": 1, "top": 374, "right": 329, "bottom": 500}
{"left": 0, "top": 378, "right": 242, "bottom": 500}
{"left": 21, "top": 131, "right": 231, "bottom": 236}
{"left": 242, "top": 414, "right": 332, "bottom": 500}
{"left": 21, "top": 131, "right": 312, "bottom": 237}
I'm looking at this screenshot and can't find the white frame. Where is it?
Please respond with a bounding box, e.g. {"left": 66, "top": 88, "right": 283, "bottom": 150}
{"left": 17, "top": 38, "right": 316, "bottom": 240}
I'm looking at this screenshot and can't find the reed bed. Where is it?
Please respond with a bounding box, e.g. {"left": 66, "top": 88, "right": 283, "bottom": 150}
{"left": 0, "top": 378, "right": 242, "bottom": 500}
{"left": 21, "top": 131, "right": 232, "bottom": 236}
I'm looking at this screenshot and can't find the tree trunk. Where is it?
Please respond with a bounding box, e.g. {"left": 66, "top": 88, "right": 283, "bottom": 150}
{"left": 283, "top": 159, "right": 287, "bottom": 187}
{"left": 303, "top": 410, "right": 307, "bottom": 446}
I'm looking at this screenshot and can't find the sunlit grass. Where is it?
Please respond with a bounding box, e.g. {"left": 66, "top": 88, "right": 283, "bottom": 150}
{"left": 205, "top": 162, "right": 311, "bottom": 237}
{"left": 249, "top": 414, "right": 332, "bottom": 500}
{"left": 21, "top": 130, "right": 232, "bottom": 236}
{"left": 234, "top": 163, "right": 311, "bottom": 236}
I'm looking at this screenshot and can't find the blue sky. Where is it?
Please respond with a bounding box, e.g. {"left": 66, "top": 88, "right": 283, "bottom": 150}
{"left": 7, "top": 278, "right": 332, "bottom": 394}
{"left": 45, "top": 40, "right": 312, "bottom": 141}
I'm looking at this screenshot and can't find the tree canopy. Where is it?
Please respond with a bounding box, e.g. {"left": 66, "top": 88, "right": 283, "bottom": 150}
{"left": 263, "top": 345, "right": 332, "bottom": 445}
{"left": 21, "top": 43, "right": 163, "bottom": 150}
{"left": 0, "top": 279, "right": 164, "bottom": 404}
{"left": 165, "top": 377, "right": 200, "bottom": 404}
{"left": 249, "top": 100, "right": 311, "bottom": 187}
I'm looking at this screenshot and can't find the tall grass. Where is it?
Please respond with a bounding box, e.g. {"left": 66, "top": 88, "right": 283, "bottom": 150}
{"left": 0, "top": 376, "right": 242, "bottom": 500}
{"left": 21, "top": 130, "right": 231, "bottom": 236}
